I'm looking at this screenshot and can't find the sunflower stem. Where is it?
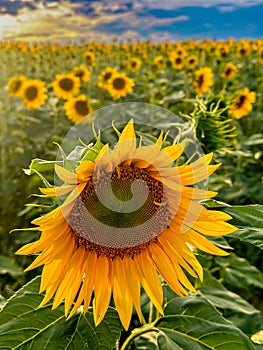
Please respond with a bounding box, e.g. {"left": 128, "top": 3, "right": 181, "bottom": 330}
{"left": 120, "top": 324, "right": 159, "bottom": 350}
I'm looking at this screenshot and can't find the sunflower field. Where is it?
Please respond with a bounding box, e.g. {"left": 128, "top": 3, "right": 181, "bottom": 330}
{"left": 0, "top": 38, "right": 263, "bottom": 350}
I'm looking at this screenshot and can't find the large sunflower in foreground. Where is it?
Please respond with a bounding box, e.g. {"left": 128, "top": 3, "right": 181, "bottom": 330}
{"left": 7, "top": 75, "right": 27, "bottom": 97}
{"left": 64, "top": 94, "right": 93, "bottom": 123}
{"left": 193, "top": 67, "right": 213, "bottom": 96}
{"left": 21, "top": 79, "right": 48, "bottom": 109}
{"left": 229, "top": 87, "right": 256, "bottom": 119}
{"left": 52, "top": 73, "right": 80, "bottom": 100}
{"left": 16, "top": 120, "right": 236, "bottom": 330}
{"left": 106, "top": 72, "right": 135, "bottom": 100}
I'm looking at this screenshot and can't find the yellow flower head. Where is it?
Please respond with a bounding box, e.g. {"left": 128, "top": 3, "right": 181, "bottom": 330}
{"left": 17, "top": 120, "right": 236, "bottom": 331}
{"left": 8, "top": 75, "right": 27, "bottom": 97}
{"left": 215, "top": 43, "right": 229, "bottom": 59}
{"left": 128, "top": 57, "right": 142, "bottom": 72}
{"left": 21, "top": 79, "right": 48, "bottom": 109}
{"left": 186, "top": 55, "right": 198, "bottom": 69}
{"left": 221, "top": 62, "right": 237, "bottom": 80}
{"left": 64, "top": 94, "right": 93, "bottom": 123}
{"left": 97, "top": 67, "right": 118, "bottom": 90}
{"left": 83, "top": 51, "right": 96, "bottom": 66}
{"left": 106, "top": 72, "right": 135, "bottom": 100}
{"left": 193, "top": 67, "right": 213, "bottom": 96}
{"left": 170, "top": 54, "right": 184, "bottom": 70}
{"left": 153, "top": 55, "right": 166, "bottom": 70}
{"left": 52, "top": 73, "right": 80, "bottom": 100}
{"left": 72, "top": 65, "right": 90, "bottom": 83}
{"left": 258, "top": 47, "right": 263, "bottom": 64}
{"left": 229, "top": 87, "right": 256, "bottom": 119}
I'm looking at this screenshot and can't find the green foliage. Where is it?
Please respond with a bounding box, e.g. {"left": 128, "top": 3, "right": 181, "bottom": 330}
{"left": 0, "top": 277, "right": 121, "bottom": 350}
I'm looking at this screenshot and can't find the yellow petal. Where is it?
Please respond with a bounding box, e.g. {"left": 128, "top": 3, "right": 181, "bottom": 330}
{"left": 163, "top": 143, "right": 184, "bottom": 162}
{"left": 123, "top": 257, "right": 143, "bottom": 323}
{"left": 155, "top": 131, "right": 163, "bottom": 146}
{"left": 185, "top": 229, "right": 229, "bottom": 256}
{"left": 39, "top": 185, "right": 75, "bottom": 197}
{"left": 157, "top": 238, "right": 196, "bottom": 292}
{"left": 119, "top": 119, "right": 136, "bottom": 141}
{"left": 55, "top": 164, "right": 78, "bottom": 184}
{"left": 150, "top": 242, "right": 187, "bottom": 296}
{"left": 112, "top": 258, "right": 133, "bottom": 330}
{"left": 83, "top": 252, "right": 97, "bottom": 313}
{"left": 135, "top": 250, "right": 163, "bottom": 314}
{"left": 77, "top": 160, "right": 95, "bottom": 182}
{"left": 93, "top": 255, "right": 112, "bottom": 326}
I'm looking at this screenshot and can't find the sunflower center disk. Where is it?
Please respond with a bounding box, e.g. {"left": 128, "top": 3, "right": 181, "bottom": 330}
{"left": 69, "top": 164, "right": 172, "bottom": 258}
{"left": 75, "top": 100, "right": 89, "bottom": 116}
{"left": 113, "top": 78, "right": 125, "bottom": 90}
{"left": 59, "top": 78, "right": 74, "bottom": 91}
{"left": 25, "top": 86, "right": 38, "bottom": 100}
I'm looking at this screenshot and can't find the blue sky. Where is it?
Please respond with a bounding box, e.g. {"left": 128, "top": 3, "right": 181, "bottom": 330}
{"left": 0, "top": 0, "right": 263, "bottom": 42}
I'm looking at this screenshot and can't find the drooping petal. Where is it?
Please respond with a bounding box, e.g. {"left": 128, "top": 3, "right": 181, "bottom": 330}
{"left": 39, "top": 185, "right": 75, "bottom": 197}
{"left": 55, "top": 164, "right": 78, "bottom": 184}
{"left": 135, "top": 250, "right": 163, "bottom": 314}
{"left": 77, "top": 160, "right": 95, "bottom": 182}
{"left": 112, "top": 258, "right": 133, "bottom": 330}
{"left": 93, "top": 255, "right": 112, "bottom": 326}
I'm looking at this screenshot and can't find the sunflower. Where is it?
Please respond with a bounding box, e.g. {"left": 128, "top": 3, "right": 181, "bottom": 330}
{"left": 97, "top": 67, "right": 117, "bottom": 90}
{"left": 229, "top": 87, "right": 256, "bottom": 119}
{"left": 170, "top": 55, "right": 184, "bottom": 70}
{"left": 106, "top": 72, "right": 135, "bottom": 100}
{"left": 186, "top": 55, "right": 198, "bottom": 69}
{"left": 172, "top": 45, "right": 187, "bottom": 57}
{"left": 236, "top": 41, "right": 251, "bottom": 57}
{"left": 215, "top": 43, "right": 229, "bottom": 59}
{"left": 193, "top": 67, "right": 213, "bottom": 96}
{"left": 153, "top": 55, "right": 166, "bottom": 70}
{"left": 72, "top": 65, "right": 90, "bottom": 83}
{"left": 17, "top": 120, "right": 236, "bottom": 331}
{"left": 52, "top": 73, "right": 80, "bottom": 100}
{"left": 64, "top": 95, "right": 93, "bottom": 123}
{"left": 258, "top": 47, "right": 263, "bottom": 64}
{"left": 221, "top": 62, "right": 237, "bottom": 80}
{"left": 7, "top": 75, "right": 27, "bottom": 97}
{"left": 128, "top": 57, "right": 142, "bottom": 72}
{"left": 21, "top": 79, "right": 48, "bottom": 109}
{"left": 83, "top": 51, "right": 96, "bottom": 66}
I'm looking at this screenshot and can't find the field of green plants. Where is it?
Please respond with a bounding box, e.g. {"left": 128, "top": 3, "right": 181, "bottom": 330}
{"left": 0, "top": 38, "right": 263, "bottom": 349}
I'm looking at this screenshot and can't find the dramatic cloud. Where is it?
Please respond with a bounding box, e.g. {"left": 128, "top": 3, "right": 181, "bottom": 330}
{"left": 0, "top": 0, "right": 262, "bottom": 42}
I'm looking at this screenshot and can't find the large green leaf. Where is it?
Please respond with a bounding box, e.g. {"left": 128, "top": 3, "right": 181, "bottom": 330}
{"left": 215, "top": 253, "right": 263, "bottom": 290}
{"left": 199, "top": 270, "right": 263, "bottom": 336}
{"left": 0, "top": 277, "right": 121, "bottom": 350}
{"left": 222, "top": 206, "right": 263, "bottom": 251}
{"left": 134, "top": 293, "right": 255, "bottom": 350}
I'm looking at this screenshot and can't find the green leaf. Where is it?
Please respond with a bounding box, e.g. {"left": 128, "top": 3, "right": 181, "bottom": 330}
{"left": 134, "top": 292, "right": 256, "bottom": 350}
{"left": 223, "top": 205, "right": 263, "bottom": 228}
{"left": 199, "top": 270, "right": 262, "bottom": 335}
{"left": 0, "top": 255, "right": 23, "bottom": 277}
{"left": 24, "top": 158, "right": 62, "bottom": 175}
{"left": 81, "top": 136, "right": 104, "bottom": 162}
{"left": 155, "top": 312, "right": 255, "bottom": 350}
{"left": 133, "top": 332, "right": 159, "bottom": 350}
{"left": 0, "top": 277, "right": 121, "bottom": 349}
{"left": 216, "top": 253, "right": 263, "bottom": 289}
{"left": 222, "top": 205, "right": 263, "bottom": 251}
